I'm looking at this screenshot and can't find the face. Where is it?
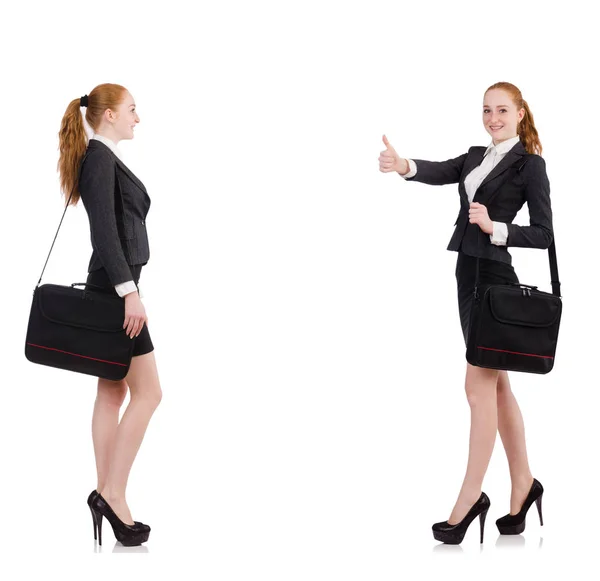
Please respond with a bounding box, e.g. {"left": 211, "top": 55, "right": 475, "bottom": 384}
{"left": 105, "top": 90, "right": 140, "bottom": 141}
{"left": 482, "top": 89, "right": 524, "bottom": 144}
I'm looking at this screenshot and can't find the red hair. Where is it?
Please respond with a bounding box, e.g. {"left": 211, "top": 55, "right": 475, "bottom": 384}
{"left": 57, "top": 83, "right": 127, "bottom": 206}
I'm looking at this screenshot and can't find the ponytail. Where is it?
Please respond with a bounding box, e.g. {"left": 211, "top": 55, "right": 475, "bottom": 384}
{"left": 57, "top": 98, "right": 88, "bottom": 207}
{"left": 517, "top": 98, "right": 542, "bottom": 156}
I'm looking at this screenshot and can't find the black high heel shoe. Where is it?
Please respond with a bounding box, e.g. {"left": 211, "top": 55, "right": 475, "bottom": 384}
{"left": 87, "top": 489, "right": 150, "bottom": 541}
{"left": 432, "top": 492, "right": 491, "bottom": 545}
{"left": 496, "top": 478, "right": 543, "bottom": 535}
{"left": 89, "top": 492, "right": 151, "bottom": 546}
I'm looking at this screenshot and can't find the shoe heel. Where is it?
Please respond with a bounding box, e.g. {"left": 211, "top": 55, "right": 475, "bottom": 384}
{"left": 92, "top": 508, "right": 103, "bottom": 545}
{"left": 535, "top": 494, "right": 543, "bottom": 526}
{"left": 90, "top": 505, "right": 97, "bottom": 541}
{"left": 479, "top": 508, "right": 488, "bottom": 544}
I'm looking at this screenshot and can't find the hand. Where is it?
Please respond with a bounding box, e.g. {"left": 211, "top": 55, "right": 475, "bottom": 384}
{"left": 379, "top": 135, "right": 410, "bottom": 174}
{"left": 123, "top": 291, "right": 148, "bottom": 339}
{"left": 469, "top": 202, "right": 493, "bottom": 234}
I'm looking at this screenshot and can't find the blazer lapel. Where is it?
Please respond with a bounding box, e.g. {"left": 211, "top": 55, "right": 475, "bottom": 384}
{"left": 87, "top": 139, "right": 148, "bottom": 195}
{"left": 114, "top": 155, "right": 148, "bottom": 195}
{"left": 458, "top": 147, "right": 486, "bottom": 202}
{"left": 467, "top": 140, "right": 527, "bottom": 204}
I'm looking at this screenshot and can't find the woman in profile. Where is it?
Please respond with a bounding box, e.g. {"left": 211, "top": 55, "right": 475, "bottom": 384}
{"left": 379, "top": 82, "right": 550, "bottom": 544}
{"left": 57, "top": 83, "right": 162, "bottom": 546}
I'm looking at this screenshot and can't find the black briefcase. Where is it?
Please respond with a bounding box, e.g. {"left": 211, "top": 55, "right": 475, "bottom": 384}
{"left": 466, "top": 241, "right": 562, "bottom": 374}
{"left": 25, "top": 282, "right": 135, "bottom": 380}
{"left": 24, "top": 153, "right": 135, "bottom": 380}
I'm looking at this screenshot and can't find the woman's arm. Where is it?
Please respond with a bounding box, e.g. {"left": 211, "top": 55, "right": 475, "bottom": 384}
{"left": 402, "top": 151, "right": 470, "bottom": 186}
{"left": 79, "top": 150, "right": 136, "bottom": 287}
{"left": 505, "top": 155, "right": 554, "bottom": 249}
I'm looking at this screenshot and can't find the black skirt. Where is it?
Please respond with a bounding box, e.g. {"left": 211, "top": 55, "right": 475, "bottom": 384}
{"left": 455, "top": 251, "right": 519, "bottom": 347}
{"left": 85, "top": 264, "right": 154, "bottom": 358}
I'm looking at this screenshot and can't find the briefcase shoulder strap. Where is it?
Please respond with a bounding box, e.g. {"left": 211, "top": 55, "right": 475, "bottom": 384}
{"left": 36, "top": 149, "right": 121, "bottom": 288}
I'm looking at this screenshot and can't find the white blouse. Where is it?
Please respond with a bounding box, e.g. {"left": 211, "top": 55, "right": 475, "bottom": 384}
{"left": 90, "top": 134, "right": 143, "bottom": 298}
{"left": 401, "top": 135, "right": 522, "bottom": 245}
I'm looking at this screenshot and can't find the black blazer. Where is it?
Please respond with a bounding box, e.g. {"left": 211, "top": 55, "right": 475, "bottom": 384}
{"left": 404, "top": 139, "right": 553, "bottom": 265}
{"left": 78, "top": 139, "right": 151, "bottom": 285}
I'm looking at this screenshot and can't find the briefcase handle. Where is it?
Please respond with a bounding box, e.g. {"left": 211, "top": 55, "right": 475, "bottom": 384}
{"left": 70, "top": 282, "right": 109, "bottom": 291}
{"left": 474, "top": 240, "right": 560, "bottom": 298}
{"left": 507, "top": 282, "right": 538, "bottom": 290}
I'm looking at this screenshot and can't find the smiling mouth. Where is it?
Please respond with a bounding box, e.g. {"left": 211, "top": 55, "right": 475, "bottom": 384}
{"left": 490, "top": 126, "right": 503, "bottom": 131}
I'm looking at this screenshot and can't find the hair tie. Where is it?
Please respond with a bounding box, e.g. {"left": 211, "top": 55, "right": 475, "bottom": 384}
{"left": 80, "top": 94, "right": 89, "bottom": 108}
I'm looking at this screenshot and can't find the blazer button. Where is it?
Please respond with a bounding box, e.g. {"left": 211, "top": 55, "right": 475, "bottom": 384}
{"left": 141, "top": 220, "right": 145, "bottom": 225}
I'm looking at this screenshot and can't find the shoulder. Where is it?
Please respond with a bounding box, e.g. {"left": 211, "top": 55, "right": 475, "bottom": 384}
{"left": 81, "top": 147, "right": 116, "bottom": 176}
{"left": 519, "top": 154, "right": 550, "bottom": 194}
{"left": 85, "top": 147, "right": 115, "bottom": 165}
{"left": 521, "top": 153, "right": 547, "bottom": 175}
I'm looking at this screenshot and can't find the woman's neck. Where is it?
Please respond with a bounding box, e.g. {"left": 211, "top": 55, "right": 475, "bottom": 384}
{"left": 492, "top": 134, "right": 518, "bottom": 146}
{"left": 93, "top": 130, "right": 120, "bottom": 145}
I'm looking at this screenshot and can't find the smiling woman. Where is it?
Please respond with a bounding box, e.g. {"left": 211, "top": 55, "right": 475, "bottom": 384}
{"left": 56, "top": 83, "right": 162, "bottom": 547}
{"left": 379, "top": 81, "right": 552, "bottom": 545}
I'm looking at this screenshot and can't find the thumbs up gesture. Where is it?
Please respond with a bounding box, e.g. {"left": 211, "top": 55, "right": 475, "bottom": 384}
{"left": 379, "top": 135, "right": 409, "bottom": 174}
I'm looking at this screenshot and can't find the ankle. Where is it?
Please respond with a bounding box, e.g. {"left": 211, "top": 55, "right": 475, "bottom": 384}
{"left": 458, "top": 488, "right": 482, "bottom": 505}
{"left": 98, "top": 488, "right": 126, "bottom": 503}
{"left": 511, "top": 475, "right": 534, "bottom": 492}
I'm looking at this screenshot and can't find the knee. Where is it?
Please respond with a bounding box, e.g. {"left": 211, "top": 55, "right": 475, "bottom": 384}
{"left": 151, "top": 385, "right": 163, "bottom": 409}
{"left": 464, "top": 366, "right": 498, "bottom": 408}
{"left": 132, "top": 382, "right": 162, "bottom": 409}
{"left": 96, "top": 379, "right": 128, "bottom": 408}
{"left": 465, "top": 382, "right": 483, "bottom": 408}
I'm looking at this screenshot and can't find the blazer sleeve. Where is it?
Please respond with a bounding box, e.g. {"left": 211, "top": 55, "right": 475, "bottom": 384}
{"left": 79, "top": 150, "right": 134, "bottom": 286}
{"left": 505, "top": 155, "right": 554, "bottom": 249}
{"left": 403, "top": 150, "right": 469, "bottom": 185}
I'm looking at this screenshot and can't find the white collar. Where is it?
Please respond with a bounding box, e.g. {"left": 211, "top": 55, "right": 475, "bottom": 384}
{"left": 484, "top": 135, "right": 521, "bottom": 157}
{"left": 91, "top": 134, "right": 123, "bottom": 160}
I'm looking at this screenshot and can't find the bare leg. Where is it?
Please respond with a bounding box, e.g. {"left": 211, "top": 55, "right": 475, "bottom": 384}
{"left": 496, "top": 370, "right": 534, "bottom": 514}
{"left": 92, "top": 378, "right": 128, "bottom": 492}
{"left": 98, "top": 351, "right": 162, "bottom": 525}
{"left": 448, "top": 362, "right": 499, "bottom": 525}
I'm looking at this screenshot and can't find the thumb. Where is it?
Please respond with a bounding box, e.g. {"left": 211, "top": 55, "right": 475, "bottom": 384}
{"left": 382, "top": 134, "right": 393, "bottom": 150}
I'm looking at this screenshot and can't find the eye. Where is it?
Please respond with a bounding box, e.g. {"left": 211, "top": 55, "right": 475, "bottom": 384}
{"left": 500, "top": 108, "right": 507, "bottom": 113}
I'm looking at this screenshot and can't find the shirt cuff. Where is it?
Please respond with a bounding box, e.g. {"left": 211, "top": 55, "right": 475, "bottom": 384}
{"left": 490, "top": 221, "right": 508, "bottom": 245}
{"left": 399, "top": 159, "right": 417, "bottom": 179}
{"left": 115, "top": 280, "right": 138, "bottom": 297}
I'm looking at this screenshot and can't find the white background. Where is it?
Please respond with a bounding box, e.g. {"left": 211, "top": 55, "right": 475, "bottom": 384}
{"left": 0, "top": 0, "right": 597, "bottom": 579}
